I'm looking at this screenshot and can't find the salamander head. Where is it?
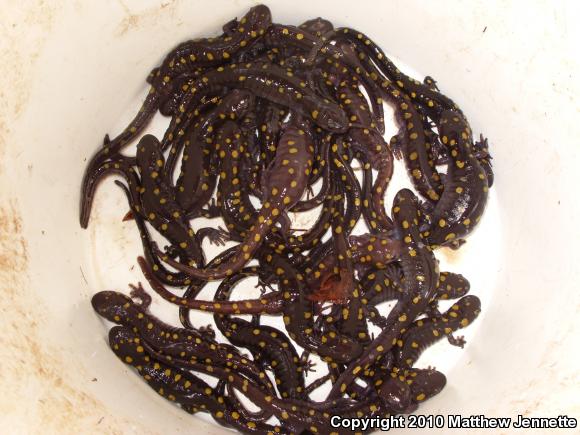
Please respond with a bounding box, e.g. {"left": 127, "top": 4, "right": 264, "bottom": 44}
{"left": 245, "top": 4, "right": 272, "bottom": 28}
{"left": 224, "top": 89, "right": 255, "bottom": 116}
{"left": 316, "top": 103, "right": 349, "bottom": 132}
{"left": 91, "top": 291, "right": 134, "bottom": 323}
{"left": 298, "top": 17, "right": 334, "bottom": 36}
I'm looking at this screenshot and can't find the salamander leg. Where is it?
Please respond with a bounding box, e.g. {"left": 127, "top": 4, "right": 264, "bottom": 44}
{"left": 255, "top": 274, "right": 276, "bottom": 294}
{"left": 423, "top": 75, "right": 440, "bottom": 91}
{"left": 299, "top": 350, "right": 316, "bottom": 376}
{"left": 474, "top": 134, "right": 494, "bottom": 187}
{"left": 250, "top": 315, "right": 261, "bottom": 327}
{"left": 389, "top": 132, "right": 404, "bottom": 160}
{"left": 129, "top": 282, "right": 152, "bottom": 309}
{"left": 198, "top": 324, "right": 216, "bottom": 339}
{"left": 197, "top": 226, "right": 230, "bottom": 247}
{"left": 448, "top": 238, "right": 467, "bottom": 250}
{"left": 163, "top": 244, "right": 181, "bottom": 259}
{"left": 447, "top": 334, "right": 466, "bottom": 348}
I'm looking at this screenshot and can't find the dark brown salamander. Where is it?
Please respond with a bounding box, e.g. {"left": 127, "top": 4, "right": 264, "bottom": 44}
{"left": 138, "top": 256, "right": 287, "bottom": 315}
{"left": 332, "top": 28, "right": 465, "bottom": 123}
{"left": 327, "top": 189, "right": 439, "bottom": 399}
{"left": 79, "top": 88, "right": 159, "bottom": 228}
{"left": 146, "top": 343, "right": 391, "bottom": 434}
{"left": 174, "top": 90, "right": 255, "bottom": 215}
{"left": 213, "top": 269, "right": 309, "bottom": 400}
{"left": 154, "top": 5, "right": 272, "bottom": 104}
{"left": 395, "top": 295, "right": 481, "bottom": 368}
{"left": 91, "top": 290, "right": 274, "bottom": 391}
{"left": 423, "top": 110, "right": 489, "bottom": 248}
{"left": 108, "top": 326, "right": 286, "bottom": 434}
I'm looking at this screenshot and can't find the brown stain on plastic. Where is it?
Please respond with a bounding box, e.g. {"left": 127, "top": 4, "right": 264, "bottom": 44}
{"left": 0, "top": 200, "right": 153, "bottom": 434}
{"left": 116, "top": 0, "right": 179, "bottom": 37}
{"left": 0, "top": 0, "right": 57, "bottom": 165}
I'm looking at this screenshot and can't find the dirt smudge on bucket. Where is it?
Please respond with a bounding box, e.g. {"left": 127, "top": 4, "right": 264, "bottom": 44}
{"left": 0, "top": 199, "right": 154, "bottom": 434}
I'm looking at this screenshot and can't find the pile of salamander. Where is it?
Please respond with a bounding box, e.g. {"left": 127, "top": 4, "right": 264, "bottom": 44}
{"left": 81, "top": 5, "right": 493, "bottom": 434}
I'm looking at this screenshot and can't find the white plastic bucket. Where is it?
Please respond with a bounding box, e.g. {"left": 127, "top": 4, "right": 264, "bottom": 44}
{"left": 0, "top": 1, "right": 578, "bottom": 433}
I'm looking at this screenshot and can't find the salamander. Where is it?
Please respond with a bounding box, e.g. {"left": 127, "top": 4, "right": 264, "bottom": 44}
{"left": 327, "top": 189, "right": 439, "bottom": 399}
{"left": 385, "top": 83, "right": 445, "bottom": 204}
{"left": 137, "top": 256, "right": 287, "bottom": 315}
{"left": 395, "top": 295, "right": 481, "bottom": 368}
{"left": 174, "top": 90, "right": 255, "bottom": 215}
{"left": 360, "top": 266, "right": 471, "bottom": 328}
{"left": 331, "top": 28, "right": 464, "bottom": 124}
{"left": 153, "top": 5, "right": 273, "bottom": 103}
{"left": 108, "top": 326, "right": 286, "bottom": 434}
{"left": 136, "top": 134, "right": 205, "bottom": 266}
{"left": 330, "top": 74, "right": 393, "bottom": 231}
{"left": 422, "top": 110, "right": 489, "bottom": 248}
{"left": 116, "top": 180, "right": 219, "bottom": 285}
{"left": 80, "top": 82, "right": 164, "bottom": 228}
{"left": 91, "top": 290, "right": 274, "bottom": 391}
{"left": 114, "top": 319, "right": 392, "bottom": 434}
{"left": 213, "top": 269, "right": 308, "bottom": 399}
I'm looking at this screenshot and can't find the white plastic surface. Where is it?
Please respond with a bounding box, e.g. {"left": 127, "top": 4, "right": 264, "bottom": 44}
{"left": 0, "top": 1, "right": 578, "bottom": 434}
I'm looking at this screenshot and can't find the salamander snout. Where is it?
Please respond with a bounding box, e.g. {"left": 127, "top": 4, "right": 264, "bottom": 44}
{"left": 247, "top": 4, "right": 272, "bottom": 26}
{"left": 377, "top": 377, "right": 411, "bottom": 412}
{"left": 409, "top": 368, "right": 447, "bottom": 402}
{"left": 320, "top": 106, "right": 348, "bottom": 132}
